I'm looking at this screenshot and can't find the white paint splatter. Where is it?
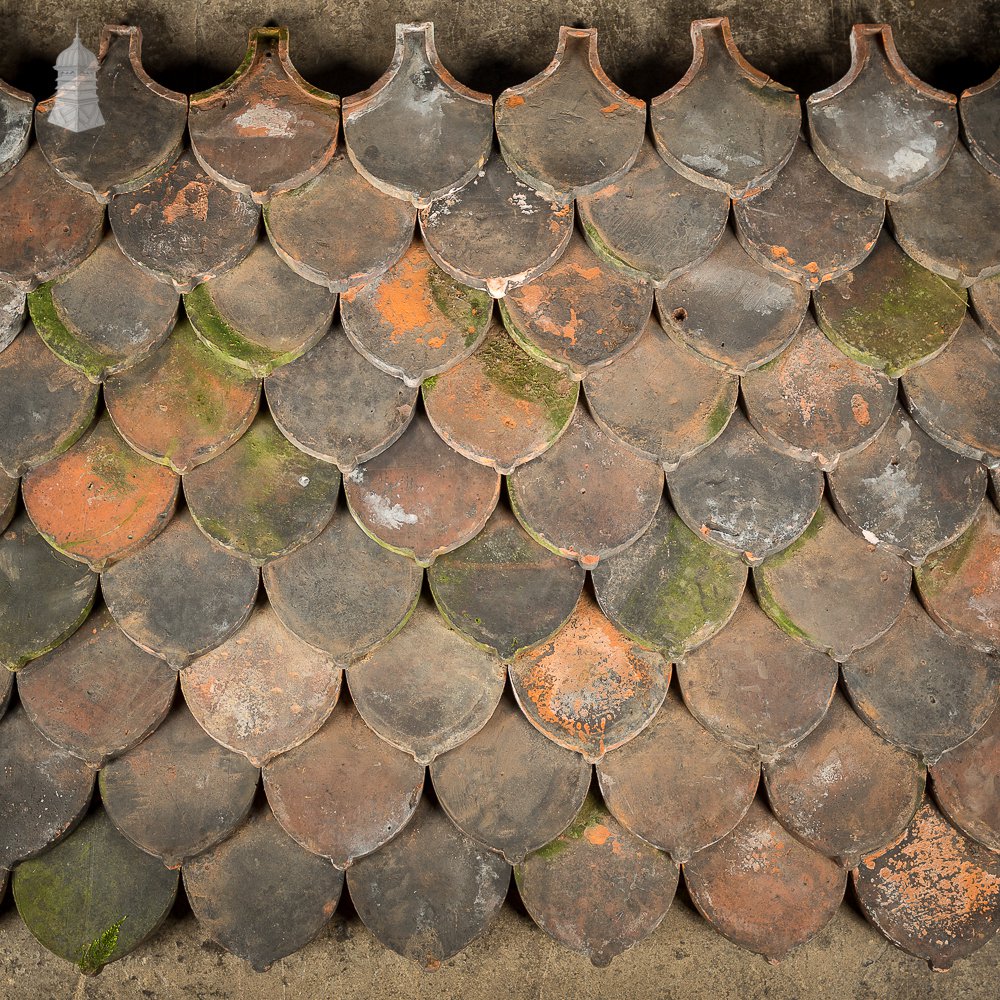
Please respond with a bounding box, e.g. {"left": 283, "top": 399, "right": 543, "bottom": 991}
{"left": 233, "top": 104, "right": 300, "bottom": 138}
{"left": 363, "top": 493, "right": 418, "bottom": 530}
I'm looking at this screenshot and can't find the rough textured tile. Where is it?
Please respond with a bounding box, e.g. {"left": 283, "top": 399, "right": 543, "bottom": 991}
{"left": 829, "top": 406, "right": 987, "bottom": 564}
{"left": 344, "top": 412, "right": 500, "bottom": 567}
{"left": 650, "top": 18, "right": 799, "bottom": 199}
{"left": 734, "top": 138, "right": 885, "bottom": 286}
{"left": 0, "top": 705, "right": 94, "bottom": 870}
{"left": 902, "top": 314, "right": 1000, "bottom": 468}
{"left": 507, "top": 405, "right": 663, "bottom": 569}
{"left": 431, "top": 692, "right": 591, "bottom": 864}
{"left": 348, "top": 601, "right": 505, "bottom": 764}
{"left": 962, "top": 66, "right": 1000, "bottom": 179}
{"left": 423, "top": 318, "right": 578, "bottom": 473}
{"left": 596, "top": 689, "right": 758, "bottom": 861}
{"left": 104, "top": 319, "right": 261, "bottom": 474}
{"left": 22, "top": 415, "right": 179, "bottom": 571}
{"left": 973, "top": 272, "right": 1000, "bottom": 333}
{"left": 854, "top": 797, "right": 1000, "bottom": 970}
{"left": 495, "top": 27, "right": 645, "bottom": 202}
{"left": 263, "top": 696, "right": 424, "bottom": 868}
{"left": 684, "top": 797, "right": 847, "bottom": 961}
{"left": 667, "top": 410, "right": 824, "bottom": 564}
{"left": 181, "top": 602, "right": 341, "bottom": 766}
{"left": 510, "top": 592, "right": 670, "bottom": 762}
{"left": 0, "top": 279, "right": 26, "bottom": 352}
{"left": 0, "top": 146, "right": 104, "bottom": 291}
{"left": 347, "top": 797, "right": 510, "bottom": 969}
{"left": 34, "top": 26, "right": 186, "bottom": 203}
{"left": 341, "top": 238, "right": 491, "bottom": 387}
{"left": 678, "top": 592, "right": 838, "bottom": 759}
{"left": 100, "top": 703, "right": 259, "bottom": 868}
{"left": 17, "top": 605, "right": 176, "bottom": 767}
{"left": 263, "top": 503, "right": 421, "bottom": 665}
{"left": 806, "top": 24, "right": 958, "bottom": 200}
{"left": 0, "top": 78, "right": 32, "bottom": 178}
{"left": 343, "top": 22, "right": 492, "bottom": 207}
{"left": 0, "top": 470, "right": 16, "bottom": 534}
{"left": 763, "top": 692, "right": 926, "bottom": 867}
{"left": 184, "top": 239, "right": 336, "bottom": 376}
{"left": 109, "top": 150, "right": 260, "bottom": 293}
{"left": 183, "top": 806, "right": 343, "bottom": 972}
{"left": 753, "top": 500, "right": 912, "bottom": 660}
{"left": 814, "top": 232, "right": 969, "bottom": 377}
{"left": 742, "top": 315, "right": 896, "bottom": 470}
{"left": 184, "top": 411, "right": 340, "bottom": 565}
{"left": 428, "top": 503, "right": 584, "bottom": 660}
{"left": 0, "top": 511, "right": 97, "bottom": 671}
{"left": 0, "top": 665, "right": 11, "bottom": 720}
{"left": 0, "top": 324, "right": 98, "bottom": 477}
{"left": 515, "top": 793, "right": 678, "bottom": 967}
{"left": 419, "top": 153, "right": 573, "bottom": 297}
{"left": 500, "top": 230, "right": 653, "bottom": 378}
{"left": 577, "top": 140, "right": 729, "bottom": 284}
{"left": 915, "top": 500, "right": 1000, "bottom": 652}
{"left": 655, "top": 228, "right": 809, "bottom": 375}
{"left": 189, "top": 27, "right": 339, "bottom": 203}
{"left": 12, "top": 808, "right": 178, "bottom": 974}
{"left": 264, "top": 152, "right": 415, "bottom": 293}
{"left": 889, "top": 145, "right": 1000, "bottom": 286}
{"left": 101, "top": 508, "right": 259, "bottom": 669}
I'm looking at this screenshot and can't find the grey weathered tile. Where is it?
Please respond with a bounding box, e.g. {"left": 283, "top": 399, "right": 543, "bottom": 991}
{"left": 0, "top": 279, "right": 26, "bottom": 352}
{"left": 0, "top": 78, "right": 32, "bottom": 178}
{"left": 961, "top": 66, "right": 1000, "bottom": 179}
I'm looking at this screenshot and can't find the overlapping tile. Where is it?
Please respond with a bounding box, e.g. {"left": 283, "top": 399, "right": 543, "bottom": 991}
{"left": 0, "top": 279, "right": 26, "bottom": 352}
{"left": 0, "top": 78, "right": 32, "bottom": 177}
{"left": 961, "top": 66, "right": 1000, "bottom": 178}
{"left": 0, "top": 472, "right": 15, "bottom": 535}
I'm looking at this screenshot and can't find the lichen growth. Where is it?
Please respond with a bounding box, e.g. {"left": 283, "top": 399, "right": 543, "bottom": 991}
{"left": 184, "top": 284, "right": 281, "bottom": 376}
{"left": 426, "top": 266, "right": 491, "bottom": 346}
{"left": 28, "top": 284, "right": 111, "bottom": 383}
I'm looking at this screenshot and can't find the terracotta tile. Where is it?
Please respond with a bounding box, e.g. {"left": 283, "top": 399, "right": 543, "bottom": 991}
{"left": 182, "top": 805, "right": 343, "bottom": 972}
{"left": 422, "top": 317, "right": 579, "bottom": 473}
{"left": 0, "top": 79, "right": 32, "bottom": 177}
{"left": 684, "top": 797, "right": 846, "bottom": 960}
{"left": 264, "top": 151, "right": 415, "bottom": 293}
{"left": 419, "top": 152, "right": 573, "bottom": 297}
{"left": 109, "top": 149, "right": 260, "bottom": 293}
{"left": 961, "top": 66, "right": 1000, "bottom": 179}
{"left": 763, "top": 691, "right": 925, "bottom": 867}
{"left": 184, "top": 410, "right": 340, "bottom": 565}
{"left": 430, "top": 690, "right": 592, "bottom": 863}
{"left": 28, "top": 234, "right": 179, "bottom": 382}
{"left": 500, "top": 229, "right": 653, "bottom": 378}
{"left": 734, "top": 138, "right": 884, "bottom": 287}
{"left": 263, "top": 503, "right": 422, "bottom": 665}
{"left": 829, "top": 406, "right": 987, "bottom": 564}
{"left": 13, "top": 808, "right": 178, "bottom": 974}
{"left": 814, "top": 232, "right": 968, "bottom": 377}
{"left": 651, "top": 18, "right": 800, "bottom": 199}
{"left": 427, "top": 502, "right": 584, "bottom": 660}
{"left": 495, "top": 27, "right": 645, "bottom": 202}
{"left": 0, "top": 704, "right": 94, "bottom": 869}
{"left": 347, "top": 796, "right": 509, "bottom": 969}
{"left": 972, "top": 272, "right": 1000, "bottom": 332}
{"left": 596, "top": 688, "right": 758, "bottom": 861}
{"left": 853, "top": 796, "right": 1000, "bottom": 969}
{"left": 184, "top": 239, "right": 336, "bottom": 377}
{"left": 584, "top": 317, "right": 738, "bottom": 471}
{"left": 17, "top": 604, "right": 176, "bottom": 767}
{"left": 181, "top": 602, "right": 341, "bottom": 766}
{"left": 100, "top": 702, "right": 259, "bottom": 868}
{"left": 515, "top": 791, "right": 678, "bottom": 967}
{"left": 507, "top": 404, "right": 663, "bottom": 569}
{"left": 344, "top": 411, "right": 500, "bottom": 567}
{"left": 340, "top": 237, "right": 492, "bottom": 387}
{"left": 753, "top": 500, "right": 912, "bottom": 660}
{"left": 0, "top": 278, "right": 26, "bottom": 352}
{"left": 101, "top": 507, "right": 259, "bottom": 668}
{"left": 263, "top": 695, "right": 424, "bottom": 868}
{"left": 189, "top": 27, "right": 339, "bottom": 203}
{"left": 806, "top": 24, "right": 958, "bottom": 200}
{"left": 348, "top": 600, "right": 505, "bottom": 764}
{"left": 678, "top": 591, "right": 838, "bottom": 759}
{"left": 22, "top": 414, "right": 179, "bottom": 571}
{"left": 0, "top": 511, "right": 97, "bottom": 671}
{"left": 0, "top": 471, "right": 15, "bottom": 534}
{"left": 742, "top": 315, "right": 896, "bottom": 470}
{"left": 343, "top": 23, "right": 492, "bottom": 208}
{"left": 510, "top": 591, "right": 670, "bottom": 762}
{"left": 655, "top": 228, "right": 809, "bottom": 375}
{"left": 104, "top": 319, "right": 261, "bottom": 474}
{"left": 34, "top": 26, "right": 186, "bottom": 203}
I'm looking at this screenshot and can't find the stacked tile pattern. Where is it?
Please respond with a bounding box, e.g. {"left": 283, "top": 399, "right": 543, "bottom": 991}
{"left": 1, "top": 18, "right": 999, "bottom": 975}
